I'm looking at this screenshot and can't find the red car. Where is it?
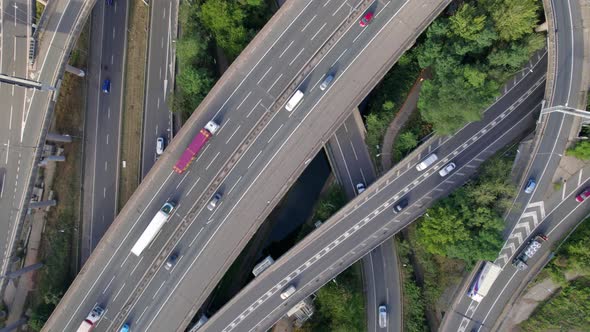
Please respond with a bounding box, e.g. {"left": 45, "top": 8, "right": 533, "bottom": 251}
{"left": 359, "top": 11, "right": 374, "bottom": 27}
{"left": 576, "top": 188, "right": 590, "bottom": 202}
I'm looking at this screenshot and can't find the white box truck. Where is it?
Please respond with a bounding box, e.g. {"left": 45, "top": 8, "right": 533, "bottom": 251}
{"left": 131, "top": 202, "right": 175, "bottom": 256}
{"left": 467, "top": 262, "right": 502, "bottom": 302}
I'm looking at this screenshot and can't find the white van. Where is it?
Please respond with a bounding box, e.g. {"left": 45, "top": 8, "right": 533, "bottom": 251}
{"left": 416, "top": 153, "right": 438, "bottom": 171}
{"left": 280, "top": 285, "right": 296, "bottom": 299}
{"left": 285, "top": 90, "right": 304, "bottom": 111}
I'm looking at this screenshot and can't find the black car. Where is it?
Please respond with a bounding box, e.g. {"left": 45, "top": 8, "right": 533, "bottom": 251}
{"left": 393, "top": 199, "right": 408, "bottom": 213}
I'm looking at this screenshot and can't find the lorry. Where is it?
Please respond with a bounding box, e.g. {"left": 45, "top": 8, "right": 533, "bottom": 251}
{"left": 77, "top": 305, "right": 104, "bottom": 332}
{"left": 131, "top": 202, "right": 176, "bottom": 256}
{"left": 512, "top": 234, "right": 548, "bottom": 271}
{"left": 467, "top": 262, "right": 502, "bottom": 302}
{"left": 173, "top": 120, "right": 220, "bottom": 174}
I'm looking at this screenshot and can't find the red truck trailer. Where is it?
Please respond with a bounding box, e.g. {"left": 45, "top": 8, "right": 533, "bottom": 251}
{"left": 173, "top": 120, "right": 220, "bottom": 174}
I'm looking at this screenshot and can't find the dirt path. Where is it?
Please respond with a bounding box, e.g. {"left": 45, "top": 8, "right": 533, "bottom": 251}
{"left": 380, "top": 70, "right": 429, "bottom": 171}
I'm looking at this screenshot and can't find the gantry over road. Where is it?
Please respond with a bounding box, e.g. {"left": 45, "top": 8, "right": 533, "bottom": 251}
{"left": 45, "top": 0, "right": 454, "bottom": 331}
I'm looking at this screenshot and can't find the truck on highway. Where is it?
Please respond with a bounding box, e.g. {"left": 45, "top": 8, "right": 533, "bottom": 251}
{"left": 173, "top": 120, "right": 220, "bottom": 174}
{"left": 512, "top": 234, "right": 548, "bottom": 271}
{"left": 467, "top": 261, "right": 502, "bottom": 302}
{"left": 131, "top": 202, "right": 176, "bottom": 256}
{"left": 77, "top": 305, "right": 104, "bottom": 332}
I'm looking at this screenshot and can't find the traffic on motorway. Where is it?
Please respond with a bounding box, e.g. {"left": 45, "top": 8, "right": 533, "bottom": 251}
{"left": 19, "top": 0, "right": 588, "bottom": 330}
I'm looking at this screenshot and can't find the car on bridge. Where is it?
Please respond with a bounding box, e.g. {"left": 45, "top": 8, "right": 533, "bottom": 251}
{"left": 102, "top": 79, "right": 111, "bottom": 94}
{"left": 576, "top": 187, "right": 590, "bottom": 202}
{"left": 359, "top": 11, "right": 374, "bottom": 27}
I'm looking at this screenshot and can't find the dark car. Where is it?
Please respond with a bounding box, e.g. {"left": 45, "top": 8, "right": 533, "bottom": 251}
{"left": 359, "top": 11, "right": 374, "bottom": 27}
{"left": 393, "top": 198, "right": 408, "bottom": 213}
{"left": 165, "top": 253, "right": 178, "bottom": 270}
{"left": 576, "top": 187, "right": 590, "bottom": 203}
{"left": 102, "top": 79, "right": 111, "bottom": 94}
{"left": 106, "top": 0, "right": 114, "bottom": 5}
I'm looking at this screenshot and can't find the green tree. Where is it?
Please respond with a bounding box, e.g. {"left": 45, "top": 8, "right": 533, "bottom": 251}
{"left": 567, "top": 141, "right": 590, "bottom": 160}
{"left": 489, "top": 0, "right": 540, "bottom": 42}
{"left": 199, "top": 0, "right": 248, "bottom": 58}
{"left": 396, "top": 131, "right": 418, "bottom": 154}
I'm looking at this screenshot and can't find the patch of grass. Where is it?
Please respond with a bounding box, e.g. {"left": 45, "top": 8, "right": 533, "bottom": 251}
{"left": 118, "top": 0, "right": 149, "bottom": 210}
{"left": 553, "top": 181, "right": 562, "bottom": 191}
{"left": 396, "top": 236, "right": 428, "bottom": 332}
{"left": 27, "top": 21, "right": 89, "bottom": 331}
{"left": 519, "top": 277, "right": 590, "bottom": 331}
{"left": 295, "top": 183, "right": 346, "bottom": 242}
{"left": 35, "top": 3, "right": 45, "bottom": 23}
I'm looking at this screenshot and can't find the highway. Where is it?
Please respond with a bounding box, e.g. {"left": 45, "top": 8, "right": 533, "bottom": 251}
{"left": 200, "top": 53, "right": 547, "bottom": 331}
{"left": 141, "top": 0, "right": 177, "bottom": 178}
{"left": 442, "top": 170, "right": 590, "bottom": 331}
{"left": 44, "top": 0, "right": 453, "bottom": 330}
{"left": 441, "top": 0, "right": 587, "bottom": 329}
{"left": 81, "top": 0, "right": 128, "bottom": 263}
{"left": 326, "top": 111, "right": 402, "bottom": 332}
{"left": 0, "top": 0, "right": 31, "bottom": 281}
{"left": 0, "top": 0, "right": 95, "bottom": 288}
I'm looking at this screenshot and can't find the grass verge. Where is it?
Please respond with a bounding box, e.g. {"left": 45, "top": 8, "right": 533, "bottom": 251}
{"left": 118, "top": 0, "right": 149, "bottom": 210}
{"left": 27, "top": 21, "right": 89, "bottom": 331}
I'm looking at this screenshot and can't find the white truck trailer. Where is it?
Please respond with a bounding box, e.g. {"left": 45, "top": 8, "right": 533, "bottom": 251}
{"left": 467, "top": 262, "right": 502, "bottom": 302}
{"left": 76, "top": 305, "right": 104, "bottom": 332}
{"left": 131, "top": 202, "right": 175, "bottom": 256}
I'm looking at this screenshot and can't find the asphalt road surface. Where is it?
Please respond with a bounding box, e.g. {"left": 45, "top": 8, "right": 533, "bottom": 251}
{"left": 81, "top": 0, "right": 127, "bottom": 263}
{"left": 141, "top": 0, "right": 176, "bottom": 178}
{"left": 441, "top": 0, "right": 586, "bottom": 329}
{"left": 0, "top": 0, "right": 94, "bottom": 286}
{"left": 443, "top": 175, "right": 590, "bottom": 332}
{"left": 45, "top": 0, "right": 453, "bottom": 331}
{"left": 200, "top": 51, "right": 547, "bottom": 332}
{"left": 326, "top": 112, "right": 402, "bottom": 332}
{"left": 0, "top": 0, "right": 31, "bottom": 281}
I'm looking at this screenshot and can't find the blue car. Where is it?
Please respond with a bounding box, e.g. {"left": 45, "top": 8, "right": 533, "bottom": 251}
{"left": 524, "top": 177, "right": 536, "bottom": 194}
{"left": 119, "top": 323, "right": 130, "bottom": 332}
{"left": 102, "top": 79, "right": 111, "bottom": 94}
{"left": 106, "top": 0, "right": 114, "bottom": 5}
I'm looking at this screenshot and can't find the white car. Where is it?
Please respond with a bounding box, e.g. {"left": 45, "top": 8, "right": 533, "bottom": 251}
{"left": 156, "top": 137, "right": 165, "bottom": 155}
{"left": 438, "top": 162, "right": 456, "bottom": 177}
{"left": 378, "top": 305, "right": 387, "bottom": 328}
{"left": 356, "top": 183, "right": 366, "bottom": 194}
{"left": 207, "top": 193, "right": 222, "bottom": 211}
{"left": 280, "top": 285, "right": 296, "bottom": 299}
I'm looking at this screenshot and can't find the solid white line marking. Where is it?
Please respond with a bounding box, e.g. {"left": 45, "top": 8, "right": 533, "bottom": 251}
{"left": 279, "top": 40, "right": 294, "bottom": 58}
{"left": 301, "top": 15, "right": 316, "bottom": 32}
{"left": 205, "top": 152, "right": 220, "bottom": 170}
{"left": 257, "top": 67, "right": 272, "bottom": 85}
{"left": 248, "top": 151, "right": 262, "bottom": 169}
{"left": 267, "top": 124, "right": 283, "bottom": 143}
{"left": 310, "top": 23, "right": 326, "bottom": 41}
{"left": 103, "top": 276, "right": 115, "bottom": 294}
{"left": 289, "top": 48, "right": 305, "bottom": 66}
{"left": 226, "top": 125, "right": 241, "bottom": 144}
{"left": 228, "top": 176, "right": 242, "bottom": 195}
{"left": 236, "top": 91, "right": 252, "bottom": 110}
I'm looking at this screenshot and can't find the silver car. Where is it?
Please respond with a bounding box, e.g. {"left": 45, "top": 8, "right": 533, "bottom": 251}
{"left": 207, "top": 193, "right": 222, "bottom": 211}
{"left": 378, "top": 305, "right": 387, "bottom": 328}
{"left": 319, "top": 74, "right": 334, "bottom": 91}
